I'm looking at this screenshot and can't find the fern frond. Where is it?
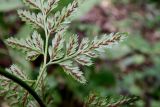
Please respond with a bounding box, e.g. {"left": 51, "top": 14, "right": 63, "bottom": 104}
{"left": 74, "top": 33, "right": 126, "bottom": 66}
{"left": 75, "top": 55, "right": 92, "bottom": 66}
{"left": 6, "top": 64, "right": 28, "bottom": 79}
{"left": 86, "top": 93, "right": 139, "bottom": 107}
{"left": 49, "top": 0, "right": 80, "bottom": 32}
{"left": 67, "top": 34, "right": 79, "bottom": 56}
{"left": 49, "top": 32, "right": 126, "bottom": 83}
{"left": 77, "top": 33, "right": 125, "bottom": 58}
{"left": 6, "top": 31, "right": 44, "bottom": 61}
{"left": 5, "top": 0, "right": 128, "bottom": 105}
{"left": 6, "top": 37, "right": 36, "bottom": 52}
{"left": 49, "top": 31, "right": 65, "bottom": 61}
{"left": 26, "top": 51, "right": 41, "bottom": 61}
{"left": 43, "top": 0, "right": 60, "bottom": 14}
{"left": 31, "top": 31, "right": 44, "bottom": 52}
{"left": 0, "top": 65, "right": 34, "bottom": 106}
{"left": 60, "top": 60, "right": 86, "bottom": 84}
{"left": 18, "top": 10, "right": 44, "bottom": 29}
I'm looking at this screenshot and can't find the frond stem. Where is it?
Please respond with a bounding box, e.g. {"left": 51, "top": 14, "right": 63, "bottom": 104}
{"left": 35, "top": 8, "right": 49, "bottom": 89}
{"left": 0, "top": 67, "right": 46, "bottom": 107}
{"left": 47, "top": 51, "right": 80, "bottom": 66}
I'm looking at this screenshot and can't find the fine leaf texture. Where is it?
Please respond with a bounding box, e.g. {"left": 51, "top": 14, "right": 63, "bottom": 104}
{"left": 43, "top": 0, "right": 60, "bottom": 14}
{"left": 66, "top": 34, "right": 79, "bottom": 56}
{"left": 49, "top": 31, "right": 65, "bottom": 61}
{"left": 6, "top": 31, "right": 44, "bottom": 61}
{"left": 49, "top": 0, "right": 80, "bottom": 32}
{"left": 49, "top": 32, "right": 127, "bottom": 83}
{"left": 75, "top": 55, "right": 92, "bottom": 66}
{"left": 5, "top": 0, "right": 128, "bottom": 106}
{"left": 86, "top": 93, "right": 139, "bottom": 107}
{"left": 60, "top": 60, "right": 86, "bottom": 84}
{"left": 74, "top": 33, "right": 126, "bottom": 65}
{"left": 6, "top": 64, "right": 28, "bottom": 80}
{"left": 23, "top": 0, "right": 60, "bottom": 14}
{"left": 18, "top": 10, "right": 44, "bottom": 29}
{"left": 0, "top": 65, "right": 33, "bottom": 106}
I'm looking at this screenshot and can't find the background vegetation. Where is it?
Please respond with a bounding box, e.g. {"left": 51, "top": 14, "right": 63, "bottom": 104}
{"left": 0, "top": 0, "right": 160, "bottom": 107}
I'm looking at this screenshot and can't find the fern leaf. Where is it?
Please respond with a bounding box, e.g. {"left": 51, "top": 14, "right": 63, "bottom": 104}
{"left": 23, "top": 0, "right": 41, "bottom": 9}
{"left": 6, "top": 64, "right": 28, "bottom": 80}
{"left": 75, "top": 33, "right": 126, "bottom": 66}
{"left": 81, "top": 33, "right": 127, "bottom": 57}
{"left": 0, "top": 65, "right": 34, "bottom": 106}
{"left": 6, "top": 31, "right": 44, "bottom": 61}
{"left": 6, "top": 37, "right": 37, "bottom": 52}
{"left": 49, "top": 33, "right": 126, "bottom": 83}
{"left": 32, "top": 31, "right": 44, "bottom": 52}
{"left": 86, "top": 93, "right": 139, "bottom": 107}
{"left": 79, "top": 37, "right": 90, "bottom": 51}
{"left": 18, "top": 10, "right": 44, "bottom": 29}
{"left": 50, "top": 0, "right": 79, "bottom": 32}
{"left": 60, "top": 60, "right": 86, "bottom": 84}
{"left": 66, "top": 34, "right": 78, "bottom": 56}
{"left": 74, "top": 32, "right": 126, "bottom": 65}
{"left": 43, "top": 0, "right": 59, "bottom": 14}
{"left": 26, "top": 51, "right": 41, "bottom": 61}
{"left": 75, "top": 55, "right": 92, "bottom": 66}
{"left": 49, "top": 31, "right": 65, "bottom": 61}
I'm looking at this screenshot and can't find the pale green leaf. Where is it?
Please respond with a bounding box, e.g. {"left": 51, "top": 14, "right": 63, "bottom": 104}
{"left": 75, "top": 55, "right": 92, "bottom": 66}
{"left": 6, "top": 31, "right": 44, "bottom": 61}
{"left": 49, "top": 31, "right": 65, "bottom": 61}
{"left": 60, "top": 60, "right": 86, "bottom": 84}
{"left": 18, "top": 10, "right": 44, "bottom": 29}
{"left": 66, "top": 34, "right": 78, "bottom": 56}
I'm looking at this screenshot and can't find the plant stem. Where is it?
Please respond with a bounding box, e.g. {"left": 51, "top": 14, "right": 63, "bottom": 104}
{"left": 0, "top": 67, "right": 46, "bottom": 107}
{"left": 47, "top": 52, "right": 80, "bottom": 66}
{"left": 35, "top": 9, "right": 49, "bottom": 89}
{"left": 34, "top": 64, "right": 46, "bottom": 88}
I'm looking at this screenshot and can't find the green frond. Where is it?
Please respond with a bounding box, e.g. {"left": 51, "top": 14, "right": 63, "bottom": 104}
{"left": 49, "top": 32, "right": 126, "bottom": 83}
{"left": 86, "top": 93, "right": 139, "bottom": 107}
{"left": 6, "top": 31, "right": 44, "bottom": 61}
{"left": 50, "top": 0, "right": 80, "bottom": 32}
{"left": 84, "top": 32, "right": 127, "bottom": 55}
{"left": 6, "top": 64, "right": 28, "bottom": 79}
{"left": 49, "top": 30, "right": 65, "bottom": 61}
{"left": 75, "top": 55, "right": 92, "bottom": 66}
{"left": 66, "top": 34, "right": 79, "bottom": 56}
{"left": 43, "top": 0, "right": 60, "bottom": 14}
{"left": 60, "top": 60, "right": 87, "bottom": 84}
{"left": 18, "top": 10, "right": 44, "bottom": 29}
{"left": 0, "top": 65, "right": 35, "bottom": 106}
{"left": 4, "top": 0, "right": 128, "bottom": 106}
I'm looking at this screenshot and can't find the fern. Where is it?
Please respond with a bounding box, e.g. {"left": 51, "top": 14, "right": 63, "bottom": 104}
{"left": 85, "top": 93, "right": 139, "bottom": 107}
{"left": 18, "top": 10, "right": 44, "bottom": 28}
{"left": 47, "top": 32, "right": 126, "bottom": 83}
{"left": 0, "top": 65, "right": 35, "bottom": 106}
{"left": 49, "top": 0, "right": 79, "bottom": 32}
{"left": 6, "top": 31, "right": 44, "bottom": 61}
{"left": 2, "top": 0, "right": 127, "bottom": 106}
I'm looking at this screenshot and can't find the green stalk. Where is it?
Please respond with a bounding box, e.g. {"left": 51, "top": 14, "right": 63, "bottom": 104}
{"left": 34, "top": 7, "right": 49, "bottom": 89}
{"left": 47, "top": 52, "right": 80, "bottom": 66}
{"left": 0, "top": 67, "right": 46, "bottom": 107}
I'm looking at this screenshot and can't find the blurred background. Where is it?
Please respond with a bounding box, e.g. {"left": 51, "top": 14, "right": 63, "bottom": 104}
{"left": 0, "top": 0, "right": 160, "bottom": 107}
